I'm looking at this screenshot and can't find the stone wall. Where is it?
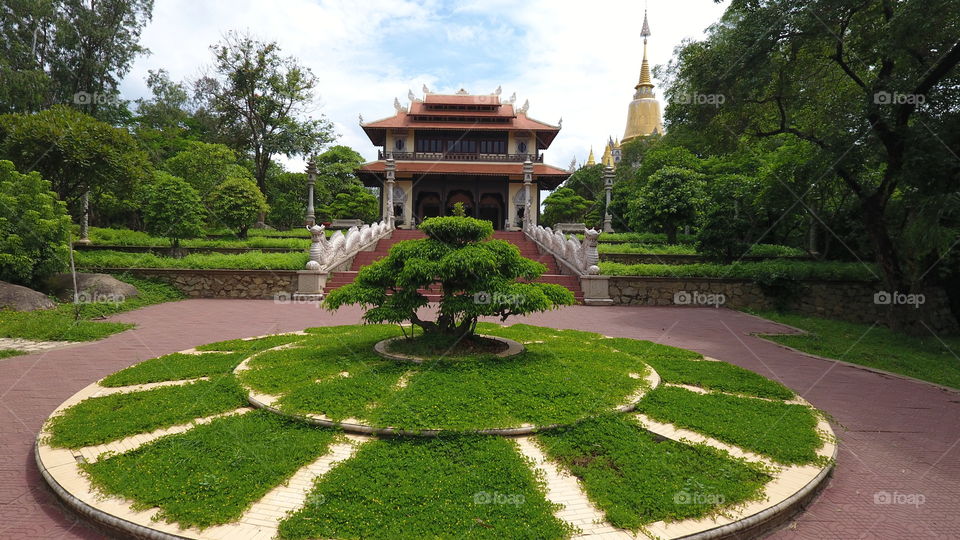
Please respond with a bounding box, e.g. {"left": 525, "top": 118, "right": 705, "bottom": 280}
{"left": 608, "top": 276, "right": 959, "bottom": 333}
{"left": 105, "top": 268, "right": 297, "bottom": 299}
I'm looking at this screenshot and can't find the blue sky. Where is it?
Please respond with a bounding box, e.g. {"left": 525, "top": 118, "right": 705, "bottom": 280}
{"left": 121, "top": 0, "right": 729, "bottom": 169}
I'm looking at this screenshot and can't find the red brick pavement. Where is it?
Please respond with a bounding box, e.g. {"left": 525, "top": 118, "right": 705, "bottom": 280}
{"left": 1, "top": 301, "right": 957, "bottom": 538}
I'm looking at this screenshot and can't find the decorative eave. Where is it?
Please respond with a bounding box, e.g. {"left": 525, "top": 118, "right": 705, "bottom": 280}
{"left": 356, "top": 160, "right": 571, "bottom": 189}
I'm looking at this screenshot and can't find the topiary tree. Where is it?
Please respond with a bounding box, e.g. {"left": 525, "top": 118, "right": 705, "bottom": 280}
{"left": 141, "top": 172, "right": 205, "bottom": 250}
{"left": 325, "top": 184, "right": 379, "bottom": 223}
{"left": 324, "top": 216, "right": 575, "bottom": 339}
{"left": 541, "top": 187, "right": 593, "bottom": 228}
{"left": 627, "top": 166, "right": 706, "bottom": 243}
{"left": 0, "top": 160, "right": 71, "bottom": 287}
{"left": 208, "top": 177, "right": 270, "bottom": 238}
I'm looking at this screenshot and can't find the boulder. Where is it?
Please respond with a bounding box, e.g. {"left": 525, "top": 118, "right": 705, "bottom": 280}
{"left": 46, "top": 273, "right": 139, "bottom": 303}
{"left": 0, "top": 281, "right": 56, "bottom": 311}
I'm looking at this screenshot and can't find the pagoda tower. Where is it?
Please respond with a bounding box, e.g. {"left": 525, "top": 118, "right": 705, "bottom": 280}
{"left": 622, "top": 9, "right": 664, "bottom": 142}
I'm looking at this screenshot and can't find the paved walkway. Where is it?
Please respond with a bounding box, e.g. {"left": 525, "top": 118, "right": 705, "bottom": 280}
{"left": 1, "top": 300, "right": 957, "bottom": 539}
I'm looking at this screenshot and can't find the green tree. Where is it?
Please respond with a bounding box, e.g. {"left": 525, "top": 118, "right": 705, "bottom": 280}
{"left": 325, "top": 216, "right": 575, "bottom": 339}
{"left": 627, "top": 167, "right": 705, "bottom": 243}
{"left": 140, "top": 172, "right": 204, "bottom": 249}
{"left": 0, "top": 105, "right": 150, "bottom": 223}
{"left": 163, "top": 141, "right": 252, "bottom": 196}
{"left": 194, "top": 31, "right": 334, "bottom": 196}
{"left": 132, "top": 69, "right": 213, "bottom": 163}
{"left": 314, "top": 145, "right": 365, "bottom": 204}
{"left": 0, "top": 160, "right": 71, "bottom": 287}
{"left": 541, "top": 187, "right": 593, "bottom": 228}
{"left": 208, "top": 177, "right": 269, "bottom": 238}
{"left": 325, "top": 184, "right": 379, "bottom": 224}
{"left": 0, "top": 0, "right": 153, "bottom": 119}
{"left": 665, "top": 0, "right": 960, "bottom": 331}
{"left": 264, "top": 170, "right": 308, "bottom": 229}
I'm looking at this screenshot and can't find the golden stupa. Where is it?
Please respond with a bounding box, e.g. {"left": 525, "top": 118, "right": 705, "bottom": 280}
{"left": 622, "top": 10, "right": 664, "bottom": 143}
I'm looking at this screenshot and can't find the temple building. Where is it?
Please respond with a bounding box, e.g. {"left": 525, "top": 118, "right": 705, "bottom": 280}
{"left": 356, "top": 88, "right": 571, "bottom": 230}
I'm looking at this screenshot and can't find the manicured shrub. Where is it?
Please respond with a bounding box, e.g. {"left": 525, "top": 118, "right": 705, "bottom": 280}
{"left": 627, "top": 166, "right": 705, "bottom": 243}
{"left": 0, "top": 160, "right": 71, "bottom": 286}
{"left": 325, "top": 216, "right": 574, "bottom": 338}
{"left": 208, "top": 177, "right": 269, "bottom": 238}
{"left": 141, "top": 172, "right": 205, "bottom": 249}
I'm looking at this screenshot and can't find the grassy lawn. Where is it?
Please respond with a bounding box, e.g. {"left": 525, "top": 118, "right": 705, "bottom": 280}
{"left": 604, "top": 337, "right": 795, "bottom": 400}
{"left": 599, "top": 259, "right": 876, "bottom": 280}
{"left": 0, "top": 349, "right": 27, "bottom": 359}
{"left": 45, "top": 322, "right": 828, "bottom": 532}
{"left": 100, "top": 351, "right": 248, "bottom": 387}
{"left": 598, "top": 242, "right": 805, "bottom": 257}
{"left": 83, "top": 411, "right": 337, "bottom": 529}
{"left": 45, "top": 377, "right": 246, "bottom": 448}
{"left": 278, "top": 436, "right": 573, "bottom": 540}
{"left": 75, "top": 249, "right": 308, "bottom": 270}
{"left": 536, "top": 415, "right": 770, "bottom": 530}
{"left": 754, "top": 311, "right": 960, "bottom": 390}
{"left": 636, "top": 386, "right": 825, "bottom": 465}
{"left": 0, "top": 277, "right": 183, "bottom": 342}
{"left": 84, "top": 226, "right": 311, "bottom": 249}
{"left": 235, "top": 324, "right": 652, "bottom": 431}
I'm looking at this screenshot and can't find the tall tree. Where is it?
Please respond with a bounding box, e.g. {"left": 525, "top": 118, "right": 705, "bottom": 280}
{"left": 194, "top": 31, "right": 334, "bottom": 202}
{"left": 666, "top": 0, "right": 960, "bottom": 331}
{"left": 0, "top": 0, "right": 153, "bottom": 119}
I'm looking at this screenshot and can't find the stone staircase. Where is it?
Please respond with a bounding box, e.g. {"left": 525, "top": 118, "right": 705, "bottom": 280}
{"left": 323, "top": 230, "right": 584, "bottom": 303}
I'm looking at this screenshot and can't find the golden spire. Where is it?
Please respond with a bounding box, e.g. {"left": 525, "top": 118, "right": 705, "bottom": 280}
{"left": 622, "top": 8, "right": 664, "bottom": 143}
{"left": 601, "top": 143, "right": 614, "bottom": 167}
{"left": 586, "top": 146, "right": 596, "bottom": 166}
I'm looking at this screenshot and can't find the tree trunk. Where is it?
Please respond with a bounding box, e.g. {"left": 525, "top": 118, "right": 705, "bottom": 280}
{"left": 665, "top": 224, "right": 678, "bottom": 244}
{"left": 860, "top": 195, "right": 920, "bottom": 334}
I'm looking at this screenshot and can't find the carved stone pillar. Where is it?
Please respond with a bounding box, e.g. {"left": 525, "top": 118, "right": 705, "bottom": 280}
{"left": 603, "top": 165, "right": 614, "bottom": 233}
{"left": 305, "top": 158, "right": 317, "bottom": 226}
{"left": 385, "top": 156, "right": 396, "bottom": 228}
{"left": 522, "top": 160, "right": 533, "bottom": 227}
{"left": 76, "top": 190, "right": 91, "bottom": 244}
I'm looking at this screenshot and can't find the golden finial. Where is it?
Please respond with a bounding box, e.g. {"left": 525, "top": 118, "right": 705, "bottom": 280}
{"left": 586, "top": 147, "right": 596, "bottom": 166}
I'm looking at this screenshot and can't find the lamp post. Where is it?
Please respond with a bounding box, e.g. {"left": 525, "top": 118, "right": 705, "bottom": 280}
{"left": 385, "top": 155, "right": 396, "bottom": 228}
{"left": 522, "top": 160, "right": 533, "bottom": 228}
{"left": 305, "top": 157, "right": 317, "bottom": 226}
{"left": 603, "top": 165, "right": 614, "bottom": 233}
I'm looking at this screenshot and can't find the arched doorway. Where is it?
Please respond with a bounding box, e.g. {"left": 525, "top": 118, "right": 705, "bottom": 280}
{"left": 478, "top": 193, "right": 504, "bottom": 230}
{"left": 446, "top": 190, "right": 475, "bottom": 217}
{"left": 417, "top": 192, "right": 442, "bottom": 221}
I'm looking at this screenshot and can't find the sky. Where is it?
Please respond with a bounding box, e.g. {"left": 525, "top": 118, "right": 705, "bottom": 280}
{"left": 119, "top": 0, "right": 730, "bottom": 171}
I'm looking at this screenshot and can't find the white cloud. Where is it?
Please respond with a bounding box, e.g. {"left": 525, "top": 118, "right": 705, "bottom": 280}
{"left": 121, "top": 0, "right": 728, "bottom": 171}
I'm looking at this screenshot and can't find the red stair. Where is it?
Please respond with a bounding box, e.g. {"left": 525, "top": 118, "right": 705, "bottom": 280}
{"left": 322, "top": 229, "right": 584, "bottom": 303}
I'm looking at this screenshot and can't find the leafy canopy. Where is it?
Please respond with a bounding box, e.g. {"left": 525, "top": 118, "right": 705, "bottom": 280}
{"left": 324, "top": 216, "right": 575, "bottom": 338}
{"left": 141, "top": 172, "right": 205, "bottom": 248}
{"left": 0, "top": 160, "right": 71, "bottom": 286}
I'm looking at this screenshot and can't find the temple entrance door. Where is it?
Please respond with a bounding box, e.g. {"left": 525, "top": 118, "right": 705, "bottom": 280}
{"left": 478, "top": 193, "right": 504, "bottom": 230}
{"left": 446, "top": 191, "right": 475, "bottom": 217}
{"left": 417, "top": 192, "right": 442, "bottom": 222}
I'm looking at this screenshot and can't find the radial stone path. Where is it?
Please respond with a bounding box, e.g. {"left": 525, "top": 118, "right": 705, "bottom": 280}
{"left": 1, "top": 300, "right": 958, "bottom": 539}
